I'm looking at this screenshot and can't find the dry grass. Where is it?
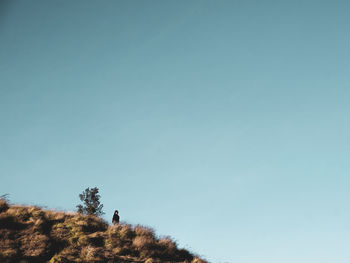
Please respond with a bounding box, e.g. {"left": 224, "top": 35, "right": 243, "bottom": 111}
{"left": 0, "top": 199, "right": 207, "bottom": 263}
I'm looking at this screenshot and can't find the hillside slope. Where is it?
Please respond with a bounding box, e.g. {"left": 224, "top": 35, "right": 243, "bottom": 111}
{"left": 0, "top": 199, "right": 206, "bottom": 263}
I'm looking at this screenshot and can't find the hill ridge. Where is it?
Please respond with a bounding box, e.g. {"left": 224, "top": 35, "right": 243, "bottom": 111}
{"left": 0, "top": 199, "right": 207, "bottom": 263}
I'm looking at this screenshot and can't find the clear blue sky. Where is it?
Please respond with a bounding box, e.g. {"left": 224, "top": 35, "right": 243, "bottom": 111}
{"left": 1, "top": 1, "right": 350, "bottom": 262}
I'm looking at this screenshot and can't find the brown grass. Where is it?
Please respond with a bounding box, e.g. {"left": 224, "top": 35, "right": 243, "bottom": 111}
{"left": 0, "top": 199, "right": 207, "bottom": 263}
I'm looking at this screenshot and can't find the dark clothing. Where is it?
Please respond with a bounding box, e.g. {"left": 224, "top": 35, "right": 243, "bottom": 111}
{"left": 112, "top": 214, "right": 119, "bottom": 225}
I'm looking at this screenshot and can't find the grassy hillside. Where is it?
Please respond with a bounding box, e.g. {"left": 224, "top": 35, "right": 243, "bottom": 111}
{"left": 0, "top": 199, "right": 206, "bottom": 263}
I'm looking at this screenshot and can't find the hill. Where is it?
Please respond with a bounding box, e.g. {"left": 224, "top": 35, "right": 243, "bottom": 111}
{"left": 0, "top": 199, "right": 206, "bottom": 263}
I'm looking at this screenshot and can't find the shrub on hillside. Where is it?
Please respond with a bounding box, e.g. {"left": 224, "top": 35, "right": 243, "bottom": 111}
{"left": 76, "top": 187, "right": 105, "bottom": 217}
{"left": 0, "top": 198, "right": 9, "bottom": 213}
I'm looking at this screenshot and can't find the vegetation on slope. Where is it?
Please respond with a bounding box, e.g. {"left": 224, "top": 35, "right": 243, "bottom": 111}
{"left": 0, "top": 199, "right": 206, "bottom": 263}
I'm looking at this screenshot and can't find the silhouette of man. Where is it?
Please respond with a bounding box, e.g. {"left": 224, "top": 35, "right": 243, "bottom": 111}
{"left": 112, "top": 210, "right": 119, "bottom": 225}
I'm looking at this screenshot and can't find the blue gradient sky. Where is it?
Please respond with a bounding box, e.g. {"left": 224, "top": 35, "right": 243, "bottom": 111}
{"left": 1, "top": 1, "right": 350, "bottom": 262}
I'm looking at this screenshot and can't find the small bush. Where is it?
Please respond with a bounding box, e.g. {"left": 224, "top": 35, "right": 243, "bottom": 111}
{"left": 134, "top": 225, "right": 155, "bottom": 238}
{"left": 19, "top": 232, "right": 49, "bottom": 258}
{"left": 0, "top": 234, "right": 18, "bottom": 262}
{"left": 118, "top": 224, "right": 134, "bottom": 240}
{"left": 76, "top": 187, "right": 104, "bottom": 217}
{"left": 0, "top": 199, "right": 9, "bottom": 213}
{"left": 80, "top": 245, "right": 98, "bottom": 261}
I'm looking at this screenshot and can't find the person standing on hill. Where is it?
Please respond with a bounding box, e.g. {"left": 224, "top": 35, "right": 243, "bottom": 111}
{"left": 112, "top": 210, "right": 119, "bottom": 225}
